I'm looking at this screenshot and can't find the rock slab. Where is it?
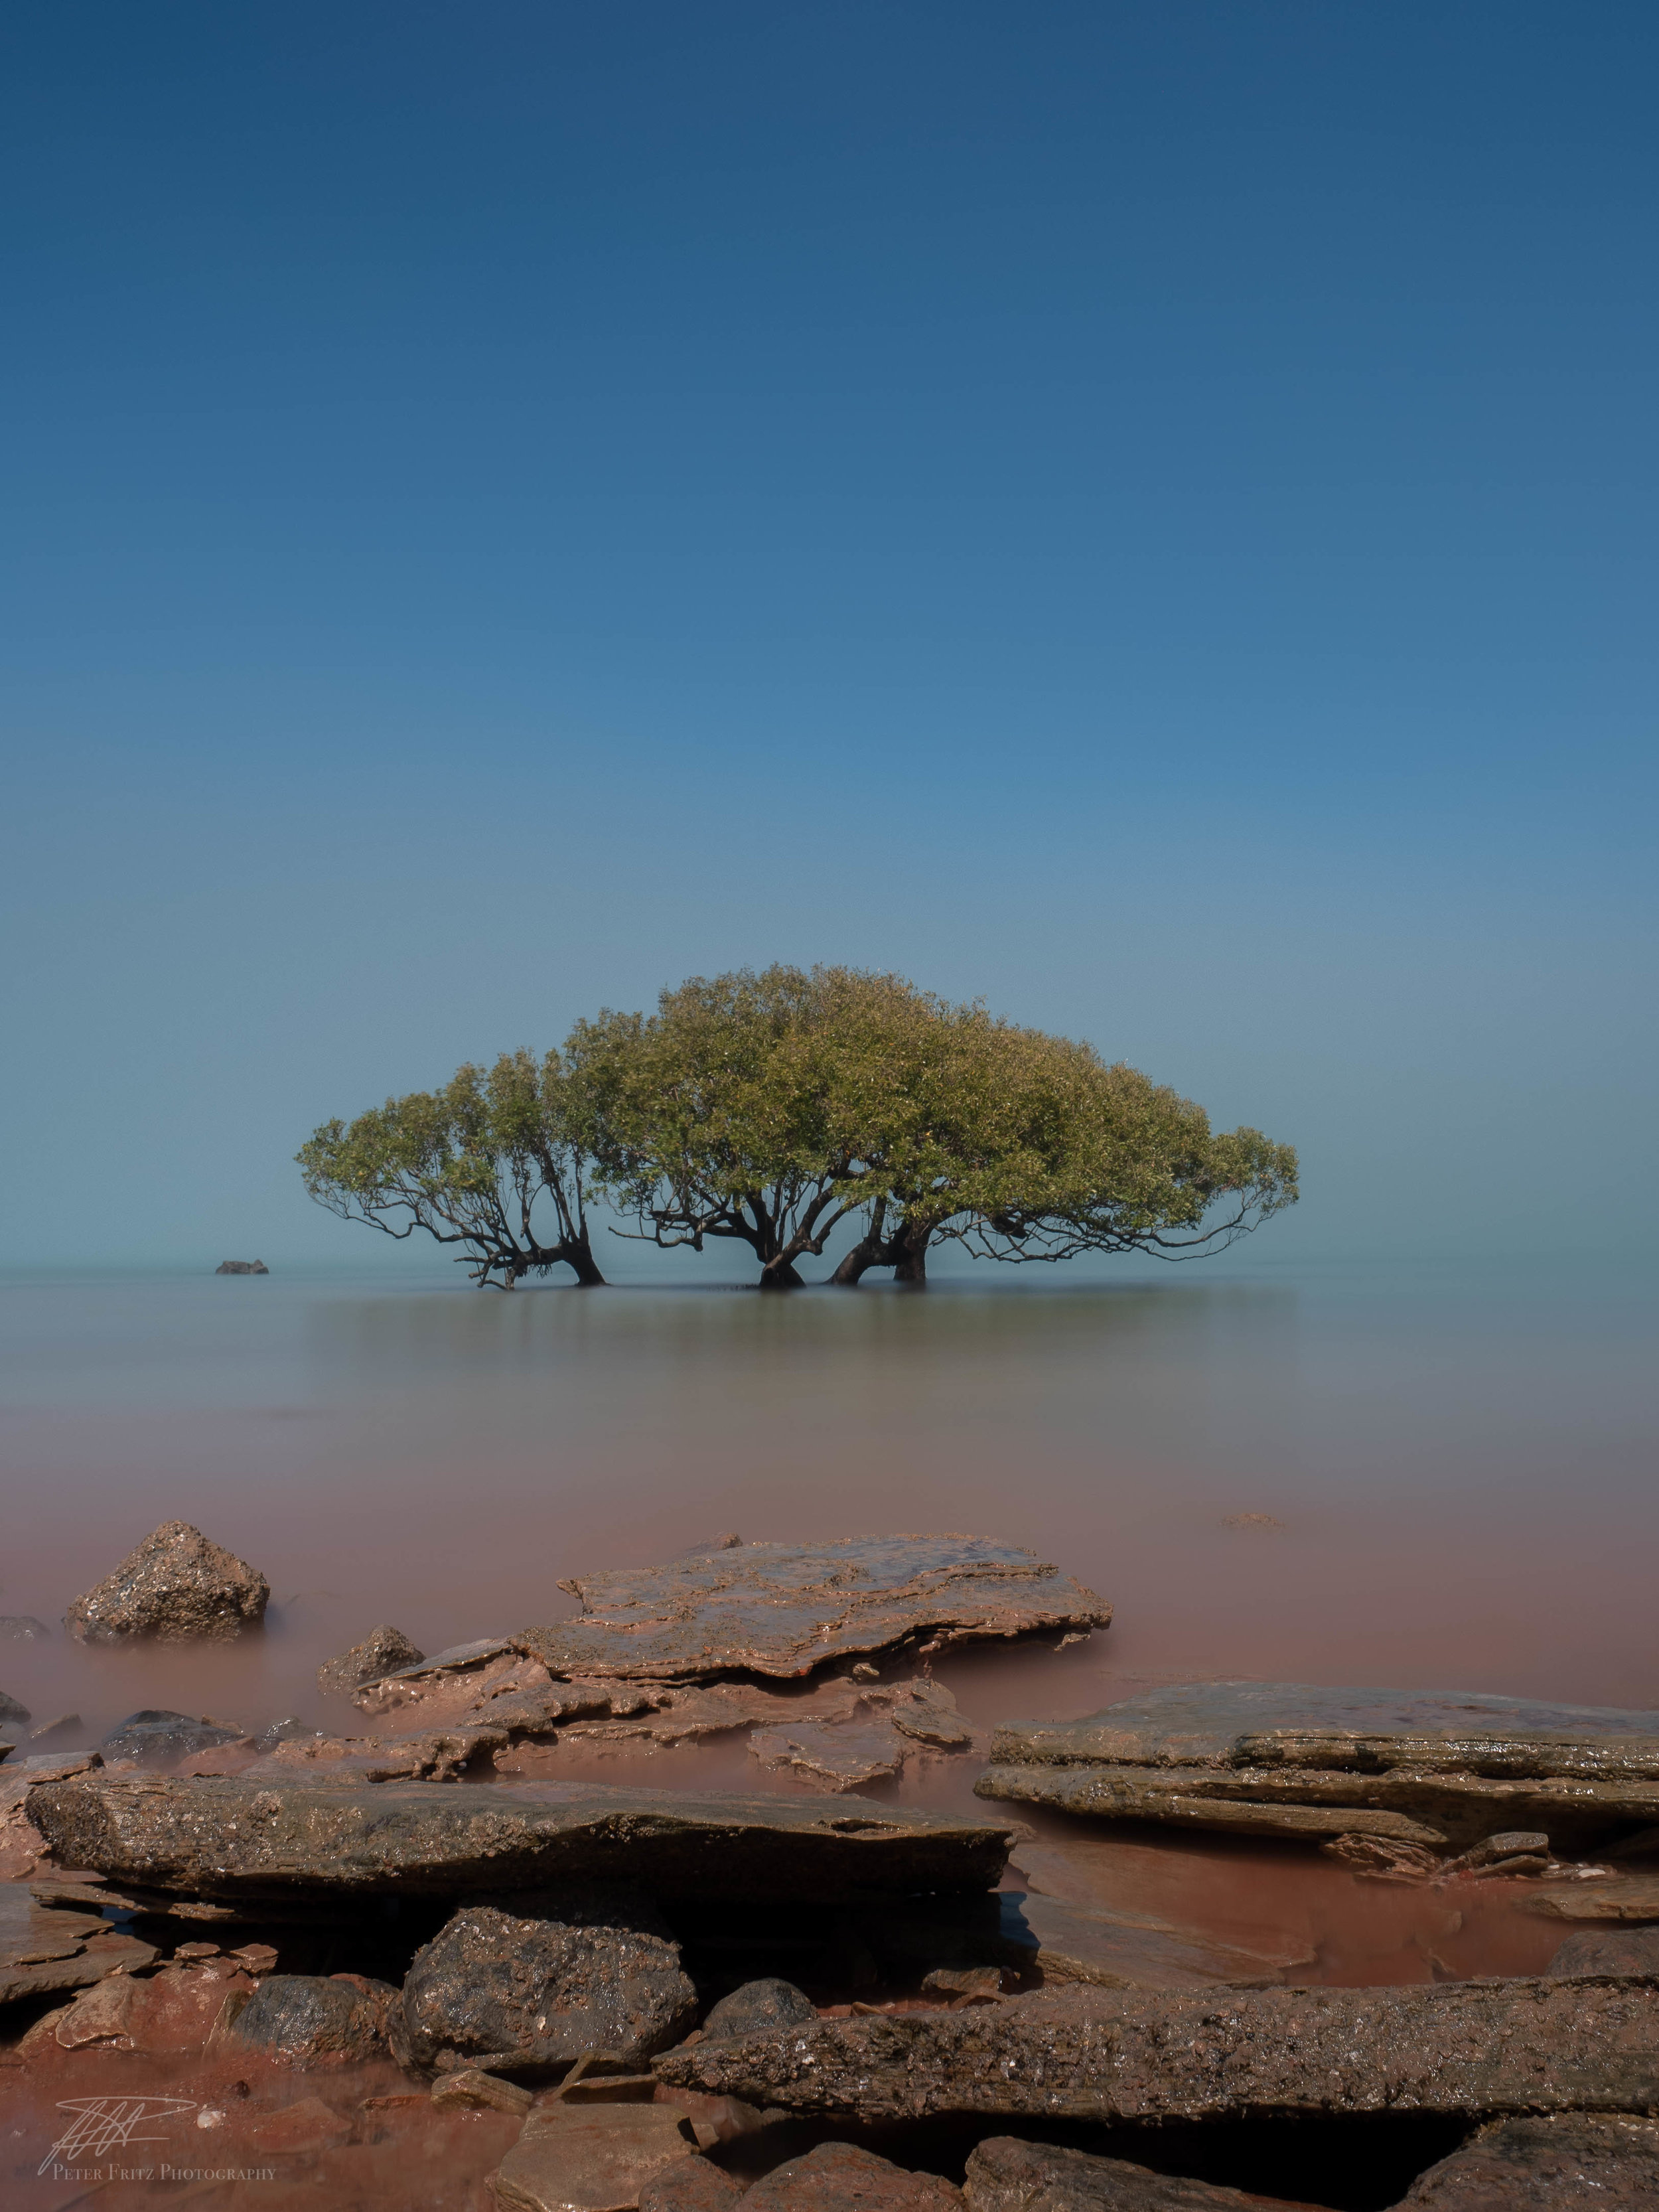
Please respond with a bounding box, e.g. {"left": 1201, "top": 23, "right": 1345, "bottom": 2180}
{"left": 1397, "top": 2113, "right": 1659, "bottom": 2207}
{"left": 518, "top": 1536, "right": 1110, "bottom": 1682}
{"left": 743, "top": 2141, "right": 963, "bottom": 2209}
{"left": 0, "top": 1882, "right": 157, "bottom": 2005}
{"left": 397, "top": 1892, "right": 697, "bottom": 2073}
{"left": 492, "top": 2102, "right": 699, "bottom": 2212}
{"left": 25, "top": 1773, "right": 1013, "bottom": 1901}
{"left": 655, "top": 1978, "right": 1659, "bottom": 2124}
{"left": 963, "top": 2138, "right": 1288, "bottom": 2209}
{"left": 66, "top": 1519, "right": 269, "bottom": 1645}
{"left": 980, "top": 1683, "right": 1659, "bottom": 1854}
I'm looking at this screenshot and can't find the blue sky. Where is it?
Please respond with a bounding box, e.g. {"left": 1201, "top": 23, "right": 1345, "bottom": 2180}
{"left": 2, "top": 1, "right": 1654, "bottom": 1270}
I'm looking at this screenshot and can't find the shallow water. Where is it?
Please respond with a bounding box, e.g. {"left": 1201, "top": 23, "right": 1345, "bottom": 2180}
{"left": 1, "top": 1257, "right": 1655, "bottom": 2201}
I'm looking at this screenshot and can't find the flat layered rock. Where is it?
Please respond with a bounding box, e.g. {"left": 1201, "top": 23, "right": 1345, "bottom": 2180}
{"left": 977, "top": 1764, "right": 1451, "bottom": 1846}
{"left": 1518, "top": 1874, "right": 1659, "bottom": 1923}
{"left": 983, "top": 1686, "right": 1659, "bottom": 1854}
{"left": 655, "top": 1978, "right": 1659, "bottom": 2124}
{"left": 963, "top": 2138, "right": 1308, "bottom": 2209}
{"left": 991, "top": 1685, "right": 1659, "bottom": 1773}
{"left": 25, "top": 1773, "right": 1013, "bottom": 1901}
{"left": 743, "top": 2142, "right": 963, "bottom": 2209}
{"left": 492, "top": 2102, "right": 701, "bottom": 2212}
{"left": 517, "top": 1536, "right": 1110, "bottom": 1682}
{"left": 999, "top": 1891, "right": 1306, "bottom": 1991}
{"left": 0, "top": 1881, "right": 157, "bottom": 2004}
{"left": 1396, "top": 2112, "right": 1659, "bottom": 2207}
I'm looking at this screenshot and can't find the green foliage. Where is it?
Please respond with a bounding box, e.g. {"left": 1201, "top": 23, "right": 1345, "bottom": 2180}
{"left": 295, "top": 1050, "right": 604, "bottom": 1286}
{"left": 299, "top": 966, "right": 1298, "bottom": 1288}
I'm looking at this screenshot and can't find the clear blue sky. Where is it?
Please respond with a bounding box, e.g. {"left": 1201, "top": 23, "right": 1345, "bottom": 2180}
{"left": 2, "top": 2, "right": 1653, "bottom": 1268}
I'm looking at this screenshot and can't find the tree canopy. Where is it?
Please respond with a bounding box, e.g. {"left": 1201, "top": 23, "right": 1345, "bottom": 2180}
{"left": 298, "top": 966, "right": 1297, "bottom": 1288}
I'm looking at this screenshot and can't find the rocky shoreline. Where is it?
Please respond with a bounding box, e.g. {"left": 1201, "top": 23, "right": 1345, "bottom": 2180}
{"left": 4, "top": 1522, "right": 1658, "bottom": 2209}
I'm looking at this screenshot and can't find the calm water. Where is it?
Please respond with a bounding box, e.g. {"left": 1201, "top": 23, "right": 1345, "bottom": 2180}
{"left": 3, "top": 1254, "right": 1654, "bottom": 1739}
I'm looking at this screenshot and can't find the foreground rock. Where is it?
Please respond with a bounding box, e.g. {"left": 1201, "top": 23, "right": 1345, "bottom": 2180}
{"left": 0, "top": 1881, "right": 157, "bottom": 2004}
{"left": 226, "top": 1971, "right": 394, "bottom": 2063}
{"left": 516, "top": 1536, "right": 1110, "bottom": 1682}
{"left": 979, "top": 1683, "right": 1659, "bottom": 1855}
{"left": 396, "top": 1892, "right": 696, "bottom": 2073}
{"left": 1547, "top": 1925, "right": 1659, "bottom": 1976}
{"left": 1398, "top": 2113, "right": 1659, "bottom": 2207}
{"left": 963, "top": 2138, "right": 1295, "bottom": 2209}
{"left": 656, "top": 1978, "right": 1659, "bottom": 2122}
{"left": 26, "top": 1773, "right": 1013, "bottom": 1901}
{"left": 491, "top": 2102, "right": 703, "bottom": 2212}
{"left": 317, "top": 1623, "right": 425, "bottom": 1698}
{"left": 744, "top": 2142, "right": 963, "bottom": 2209}
{"left": 66, "top": 1518, "right": 269, "bottom": 1644}
{"left": 0, "top": 1749, "right": 102, "bottom": 1880}
{"left": 702, "top": 1977, "right": 818, "bottom": 2040}
{"left": 100, "top": 1708, "right": 246, "bottom": 1765}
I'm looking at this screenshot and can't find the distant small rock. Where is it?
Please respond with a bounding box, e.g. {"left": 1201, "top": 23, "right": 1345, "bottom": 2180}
{"left": 216, "top": 1260, "right": 269, "bottom": 1275}
{"left": 317, "top": 1624, "right": 425, "bottom": 1699}
{"left": 701, "top": 1978, "right": 818, "bottom": 2042}
{"left": 27, "top": 1715, "right": 82, "bottom": 1751}
{"left": 0, "top": 1617, "right": 50, "bottom": 1643}
{"left": 0, "top": 1691, "right": 29, "bottom": 1725}
{"left": 100, "top": 1709, "right": 245, "bottom": 1767}
{"left": 1222, "top": 1512, "right": 1283, "bottom": 1532}
{"left": 66, "top": 1519, "right": 269, "bottom": 1645}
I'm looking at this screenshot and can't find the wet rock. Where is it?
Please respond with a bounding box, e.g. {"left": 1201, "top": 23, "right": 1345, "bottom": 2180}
{"left": 0, "top": 1690, "right": 29, "bottom": 1724}
{"left": 518, "top": 1536, "right": 1110, "bottom": 1683}
{"left": 27, "top": 1714, "right": 83, "bottom": 1750}
{"left": 0, "top": 1617, "right": 50, "bottom": 1641}
{"left": 1546, "top": 1925, "right": 1659, "bottom": 1976}
{"left": 997, "top": 1891, "right": 1309, "bottom": 1991}
{"left": 750, "top": 1718, "right": 910, "bottom": 1792}
{"left": 639, "top": 2160, "right": 745, "bottom": 2211}
{"left": 215, "top": 1259, "right": 269, "bottom": 1274}
{"left": 963, "top": 2138, "right": 1288, "bottom": 2209}
{"left": 27, "top": 1773, "right": 1013, "bottom": 1902}
{"left": 0, "top": 1883, "right": 158, "bottom": 2004}
{"left": 246, "top": 2095, "right": 354, "bottom": 2154}
{"left": 431, "top": 2065, "right": 535, "bottom": 2114}
{"left": 1518, "top": 1873, "right": 1659, "bottom": 1923}
{"left": 744, "top": 2142, "right": 963, "bottom": 2209}
{"left": 0, "top": 1749, "right": 102, "bottom": 1880}
{"left": 656, "top": 1978, "right": 1659, "bottom": 2124}
{"left": 225, "top": 1971, "right": 394, "bottom": 2063}
{"left": 50, "top": 1954, "right": 255, "bottom": 2053}
{"left": 982, "top": 1684, "right": 1659, "bottom": 1858}
{"left": 702, "top": 1978, "right": 818, "bottom": 2040}
{"left": 396, "top": 1891, "right": 697, "bottom": 2074}
{"left": 66, "top": 1519, "right": 269, "bottom": 1645}
{"left": 978, "top": 1764, "right": 1449, "bottom": 1848}
{"left": 1396, "top": 2112, "right": 1659, "bottom": 2207}
{"left": 317, "top": 1623, "right": 426, "bottom": 1698}
{"left": 230, "top": 1722, "right": 507, "bottom": 1783}
{"left": 491, "top": 2102, "right": 702, "bottom": 2211}
{"left": 100, "top": 1708, "right": 246, "bottom": 1765}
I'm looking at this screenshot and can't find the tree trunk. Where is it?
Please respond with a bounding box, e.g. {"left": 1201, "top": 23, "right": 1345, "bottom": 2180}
{"left": 830, "top": 1242, "right": 882, "bottom": 1285}
{"left": 758, "top": 1255, "right": 808, "bottom": 1290}
{"left": 891, "top": 1218, "right": 931, "bottom": 1285}
{"left": 565, "top": 1234, "right": 607, "bottom": 1287}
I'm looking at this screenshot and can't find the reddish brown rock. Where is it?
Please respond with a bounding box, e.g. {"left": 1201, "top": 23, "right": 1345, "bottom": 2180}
{"left": 1546, "top": 1925, "right": 1659, "bottom": 1976}
{"left": 27, "top": 1772, "right": 1012, "bottom": 1902}
{"left": 656, "top": 1978, "right": 1659, "bottom": 2124}
{"left": 246, "top": 2094, "right": 354, "bottom": 2154}
{"left": 48, "top": 1955, "right": 255, "bottom": 2053}
{"left": 519, "top": 1536, "right": 1110, "bottom": 1682}
{"left": 639, "top": 2158, "right": 745, "bottom": 2211}
{"left": 317, "top": 1623, "right": 425, "bottom": 1697}
{"left": 964, "top": 2137, "right": 1306, "bottom": 2209}
{"left": 744, "top": 2142, "right": 963, "bottom": 2209}
{"left": 66, "top": 1519, "right": 269, "bottom": 1644}
{"left": 0, "top": 1881, "right": 157, "bottom": 2004}
{"left": 1396, "top": 2112, "right": 1659, "bottom": 2207}
{"left": 492, "top": 2102, "right": 702, "bottom": 2211}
